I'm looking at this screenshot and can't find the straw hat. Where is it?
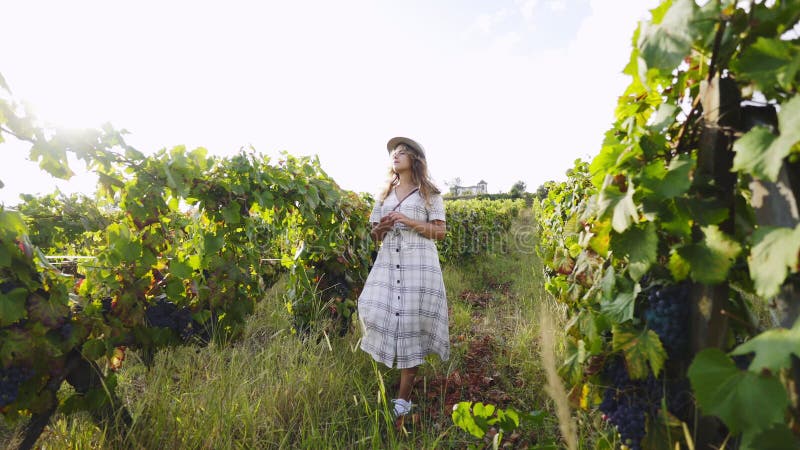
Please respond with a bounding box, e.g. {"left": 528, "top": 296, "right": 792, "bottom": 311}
{"left": 387, "top": 137, "right": 426, "bottom": 159}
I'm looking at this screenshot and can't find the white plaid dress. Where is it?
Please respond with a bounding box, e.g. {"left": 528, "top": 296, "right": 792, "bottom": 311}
{"left": 358, "top": 189, "right": 450, "bottom": 369}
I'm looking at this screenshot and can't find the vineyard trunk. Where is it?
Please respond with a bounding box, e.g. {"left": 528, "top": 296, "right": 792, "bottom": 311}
{"left": 18, "top": 351, "right": 131, "bottom": 450}
{"left": 689, "top": 75, "right": 740, "bottom": 447}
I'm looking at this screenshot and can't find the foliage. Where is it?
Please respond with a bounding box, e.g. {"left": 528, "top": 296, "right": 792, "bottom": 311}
{"left": 0, "top": 79, "right": 376, "bottom": 437}
{"left": 509, "top": 180, "right": 527, "bottom": 198}
{"left": 534, "top": 0, "right": 800, "bottom": 447}
{"left": 0, "top": 72, "right": 529, "bottom": 445}
{"left": 438, "top": 198, "right": 526, "bottom": 262}
{"left": 14, "top": 192, "right": 114, "bottom": 255}
{"left": 452, "top": 401, "right": 548, "bottom": 450}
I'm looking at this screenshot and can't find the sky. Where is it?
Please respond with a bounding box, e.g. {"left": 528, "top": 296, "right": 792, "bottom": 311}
{"left": 0, "top": 0, "right": 660, "bottom": 205}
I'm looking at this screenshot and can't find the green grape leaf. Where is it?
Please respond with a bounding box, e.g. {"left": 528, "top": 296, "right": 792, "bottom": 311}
{"left": 578, "top": 308, "right": 609, "bottom": 354}
{"left": 189, "top": 146, "right": 210, "bottom": 170}
{"left": 612, "top": 325, "right": 667, "bottom": 378}
{"left": 560, "top": 338, "right": 587, "bottom": 384}
{"left": 733, "top": 95, "right": 800, "bottom": 181}
{"left": 600, "top": 265, "right": 616, "bottom": 301}
{"left": 747, "top": 224, "right": 800, "bottom": 299}
{"left": 26, "top": 291, "right": 69, "bottom": 328}
{"left": 0, "top": 287, "right": 28, "bottom": 326}
{"left": 654, "top": 199, "right": 692, "bottom": 239}
{"left": 640, "top": 158, "right": 668, "bottom": 187}
{"left": 204, "top": 232, "right": 224, "bottom": 255}
{"left": 647, "top": 103, "right": 678, "bottom": 132}
{"left": 259, "top": 190, "right": 274, "bottom": 209}
{"left": 638, "top": 0, "right": 696, "bottom": 73}
{"left": 688, "top": 348, "right": 788, "bottom": 434}
{"left": 170, "top": 258, "right": 193, "bottom": 279}
{"left": 165, "top": 278, "right": 184, "bottom": 301}
{"left": 167, "top": 196, "right": 179, "bottom": 212}
{"left": 681, "top": 197, "right": 729, "bottom": 227}
{"left": 0, "top": 327, "right": 33, "bottom": 366}
{"left": 675, "top": 226, "right": 741, "bottom": 284}
{"left": 495, "top": 408, "right": 520, "bottom": 433}
{"left": 741, "top": 423, "right": 800, "bottom": 450}
{"left": 188, "top": 254, "right": 202, "bottom": 270}
{"left": 222, "top": 201, "right": 241, "bottom": 225}
{"left": 730, "top": 318, "right": 800, "bottom": 373}
{"left": 590, "top": 144, "right": 627, "bottom": 188}
{"left": 82, "top": 338, "right": 107, "bottom": 360}
{"left": 597, "top": 181, "right": 638, "bottom": 233}
{"left": 610, "top": 222, "right": 657, "bottom": 282}
{"left": 29, "top": 140, "right": 75, "bottom": 180}
{"left": 452, "top": 401, "right": 486, "bottom": 438}
{"left": 733, "top": 127, "right": 785, "bottom": 182}
{"left": 107, "top": 223, "right": 142, "bottom": 262}
{"left": 658, "top": 154, "right": 693, "bottom": 199}
{"left": 732, "top": 37, "right": 800, "bottom": 94}
{"left": 668, "top": 249, "right": 691, "bottom": 281}
{"left": 473, "top": 402, "right": 495, "bottom": 420}
{"left": 588, "top": 218, "right": 612, "bottom": 257}
{"left": 601, "top": 283, "right": 640, "bottom": 323}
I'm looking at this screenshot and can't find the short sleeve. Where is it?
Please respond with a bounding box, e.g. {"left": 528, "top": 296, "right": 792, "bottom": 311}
{"left": 369, "top": 200, "right": 382, "bottom": 225}
{"left": 427, "top": 194, "right": 446, "bottom": 222}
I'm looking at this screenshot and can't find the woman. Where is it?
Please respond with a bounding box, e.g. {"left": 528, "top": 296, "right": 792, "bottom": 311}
{"left": 358, "top": 136, "right": 450, "bottom": 420}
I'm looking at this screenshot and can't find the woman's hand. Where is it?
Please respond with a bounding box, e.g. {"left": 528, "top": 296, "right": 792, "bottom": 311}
{"left": 386, "top": 211, "right": 410, "bottom": 226}
{"left": 386, "top": 212, "right": 446, "bottom": 241}
{"left": 370, "top": 215, "right": 396, "bottom": 241}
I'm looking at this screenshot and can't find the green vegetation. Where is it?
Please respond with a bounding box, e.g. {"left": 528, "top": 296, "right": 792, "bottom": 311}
{"left": 535, "top": 0, "right": 800, "bottom": 448}
{"left": 439, "top": 198, "right": 526, "bottom": 262}
{"left": 3, "top": 0, "right": 800, "bottom": 448}
{"left": 2, "top": 209, "right": 599, "bottom": 449}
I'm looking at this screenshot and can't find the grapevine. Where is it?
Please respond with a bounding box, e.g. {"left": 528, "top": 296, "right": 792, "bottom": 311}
{"left": 0, "top": 69, "right": 524, "bottom": 448}
{"left": 535, "top": 0, "right": 800, "bottom": 447}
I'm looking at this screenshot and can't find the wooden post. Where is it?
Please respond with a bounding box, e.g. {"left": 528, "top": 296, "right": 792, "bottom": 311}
{"left": 741, "top": 104, "right": 800, "bottom": 428}
{"left": 691, "top": 75, "right": 740, "bottom": 353}
{"left": 691, "top": 74, "right": 740, "bottom": 448}
{"left": 750, "top": 164, "right": 800, "bottom": 328}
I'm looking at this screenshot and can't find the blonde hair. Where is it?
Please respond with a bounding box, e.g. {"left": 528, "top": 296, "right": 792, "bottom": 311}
{"left": 379, "top": 143, "right": 441, "bottom": 207}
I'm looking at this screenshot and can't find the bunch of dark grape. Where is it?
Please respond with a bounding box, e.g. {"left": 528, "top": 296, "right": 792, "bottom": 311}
{"left": 145, "top": 297, "right": 200, "bottom": 342}
{"left": 0, "top": 366, "right": 33, "bottom": 408}
{"left": 644, "top": 282, "right": 690, "bottom": 357}
{"left": 0, "top": 281, "right": 18, "bottom": 294}
{"left": 599, "top": 356, "right": 693, "bottom": 448}
{"left": 599, "top": 357, "right": 648, "bottom": 450}
{"left": 100, "top": 296, "right": 113, "bottom": 315}
{"left": 58, "top": 311, "right": 75, "bottom": 340}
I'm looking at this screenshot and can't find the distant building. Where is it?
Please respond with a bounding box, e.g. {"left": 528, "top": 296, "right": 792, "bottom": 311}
{"left": 454, "top": 180, "right": 488, "bottom": 196}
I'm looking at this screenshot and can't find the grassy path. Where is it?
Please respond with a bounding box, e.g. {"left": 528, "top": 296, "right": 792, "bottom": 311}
{"left": 3, "top": 209, "right": 586, "bottom": 449}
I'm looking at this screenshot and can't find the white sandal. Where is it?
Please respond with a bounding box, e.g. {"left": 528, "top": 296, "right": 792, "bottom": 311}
{"left": 391, "top": 398, "right": 412, "bottom": 418}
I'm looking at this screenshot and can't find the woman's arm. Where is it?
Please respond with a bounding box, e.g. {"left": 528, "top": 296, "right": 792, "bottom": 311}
{"left": 386, "top": 212, "right": 446, "bottom": 241}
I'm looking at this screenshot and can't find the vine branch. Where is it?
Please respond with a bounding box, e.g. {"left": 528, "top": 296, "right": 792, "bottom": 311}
{"left": 674, "top": 16, "right": 729, "bottom": 154}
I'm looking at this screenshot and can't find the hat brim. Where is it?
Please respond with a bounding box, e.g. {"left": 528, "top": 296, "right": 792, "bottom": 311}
{"left": 387, "top": 137, "right": 426, "bottom": 158}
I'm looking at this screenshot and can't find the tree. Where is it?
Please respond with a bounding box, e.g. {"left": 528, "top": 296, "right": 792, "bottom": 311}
{"left": 535, "top": 183, "right": 549, "bottom": 200}
{"left": 509, "top": 180, "right": 526, "bottom": 198}
{"left": 444, "top": 177, "right": 462, "bottom": 196}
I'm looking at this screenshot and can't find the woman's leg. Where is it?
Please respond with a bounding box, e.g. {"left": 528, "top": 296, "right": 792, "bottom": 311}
{"left": 397, "top": 366, "right": 418, "bottom": 401}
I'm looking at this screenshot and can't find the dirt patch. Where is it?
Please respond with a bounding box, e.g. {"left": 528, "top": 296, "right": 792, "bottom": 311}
{"left": 459, "top": 290, "right": 495, "bottom": 308}
{"left": 416, "top": 335, "right": 514, "bottom": 429}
